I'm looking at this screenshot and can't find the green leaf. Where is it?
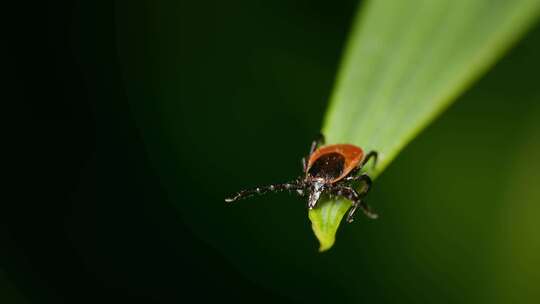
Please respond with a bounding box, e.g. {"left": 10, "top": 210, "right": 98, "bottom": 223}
{"left": 309, "top": 199, "right": 351, "bottom": 251}
{"left": 310, "top": 0, "right": 540, "bottom": 251}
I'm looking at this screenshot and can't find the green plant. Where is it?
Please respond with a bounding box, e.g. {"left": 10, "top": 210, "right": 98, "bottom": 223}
{"left": 310, "top": 0, "right": 540, "bottom": 251}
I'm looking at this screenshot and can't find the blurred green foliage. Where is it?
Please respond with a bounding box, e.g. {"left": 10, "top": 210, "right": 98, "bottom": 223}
{"left": 117, "top": 0, "right": 540, "bottom": 302}
{"left": 311, "top": 0, "right": 540, "bottom": 251}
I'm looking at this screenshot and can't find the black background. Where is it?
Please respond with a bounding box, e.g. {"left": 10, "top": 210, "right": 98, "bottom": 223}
{"left": 5, "top": 1, "right": 295, "bottom": 302}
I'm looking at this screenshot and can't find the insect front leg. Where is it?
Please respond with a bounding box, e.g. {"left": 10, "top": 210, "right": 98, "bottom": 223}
{"left": 225, "top": 181, "right": 302, "bottom": 203}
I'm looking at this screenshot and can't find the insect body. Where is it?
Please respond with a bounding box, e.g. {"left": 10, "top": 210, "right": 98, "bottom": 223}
{"left": 225, "top": 134, "right": 378, "bottom": 223}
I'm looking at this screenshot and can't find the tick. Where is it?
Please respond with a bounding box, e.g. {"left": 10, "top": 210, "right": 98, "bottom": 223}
{"left": 225, "top": 134, "right": 378, "bottom": 223}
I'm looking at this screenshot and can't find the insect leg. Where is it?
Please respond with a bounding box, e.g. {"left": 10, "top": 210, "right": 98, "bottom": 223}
{"left": 343, "top": 167, "right": 361, "bottom": 181}
{"left": 309, "top": 133, "right": 325, "bottom": 155}
{"left": 303, "top": 133, "right": 326, "bottom": 173}
{"left": 331, "top": 177, "right": 377, "bottom": 222}
{"left": 361, "top": 151, "right": 378, "bottom": 170}
{"left": 225, "top": 181, "right": 302, "bottom": 203}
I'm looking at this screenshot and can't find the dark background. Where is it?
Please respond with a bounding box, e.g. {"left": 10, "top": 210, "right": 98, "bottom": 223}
{"left": 4, "top": 1, "right": 540, "bottom": 303}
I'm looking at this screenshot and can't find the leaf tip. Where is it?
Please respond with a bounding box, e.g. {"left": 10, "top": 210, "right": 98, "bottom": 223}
{"left": 308, "top": 199, "right": 351, "bottom": 252}
{"left": 309, "top": 215, "right": 336, "bottom": 252}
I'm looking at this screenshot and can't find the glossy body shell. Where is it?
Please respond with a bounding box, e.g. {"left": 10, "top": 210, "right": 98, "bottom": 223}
{"left": 306, "top": 144, "right": 364, "bottom": 183}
